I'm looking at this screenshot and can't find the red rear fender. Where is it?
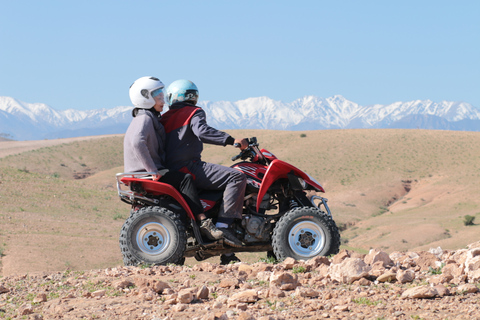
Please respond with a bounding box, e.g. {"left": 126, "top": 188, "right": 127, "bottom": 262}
{"left": 120, "top": 177, "right": 195, "bottom": 219}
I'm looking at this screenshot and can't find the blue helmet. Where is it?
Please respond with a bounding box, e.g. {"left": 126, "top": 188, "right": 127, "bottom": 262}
{"left": 166, "top": 79, "right": 199, "bottom": 105}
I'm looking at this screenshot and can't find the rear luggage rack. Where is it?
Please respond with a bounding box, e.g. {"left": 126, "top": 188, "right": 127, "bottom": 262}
{"left": 116, "top": 172, "right": 159, "bottom": 205}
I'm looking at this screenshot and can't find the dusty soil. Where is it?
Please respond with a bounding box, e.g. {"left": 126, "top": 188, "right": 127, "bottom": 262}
{"left": 1, "top": 130, "right": 480, "bottom": 319}
{"left": 0, "top": 134, "right": 123, "bottom": 158}
{"left": 1, "top": 243, "right": 480, "bottom": 320}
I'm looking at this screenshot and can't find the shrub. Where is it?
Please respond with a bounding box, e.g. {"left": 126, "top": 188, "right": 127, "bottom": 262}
{"left": 464, "top": 215, "right": 475, "bottom": 226}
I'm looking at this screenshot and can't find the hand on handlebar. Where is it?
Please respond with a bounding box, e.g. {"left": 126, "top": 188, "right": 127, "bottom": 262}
{"left": 234, "top": 138, "right": 249, "bottom": 150}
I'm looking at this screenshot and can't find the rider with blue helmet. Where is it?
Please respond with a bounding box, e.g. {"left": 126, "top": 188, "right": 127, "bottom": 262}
{"left": 161, "top": 79, "right": 248, "bottom": 258}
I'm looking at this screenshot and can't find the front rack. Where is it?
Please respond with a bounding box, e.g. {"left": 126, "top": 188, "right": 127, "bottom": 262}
{"left": 309, "top": 195, "right": 332, "bottom": 217}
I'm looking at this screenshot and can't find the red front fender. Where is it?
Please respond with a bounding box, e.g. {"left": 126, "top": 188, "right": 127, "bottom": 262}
{"left": 256, "top": 159, "right": 325, "bottom": 212}
{"left": 121, "top": 177, "right": 195, "bottom": 219}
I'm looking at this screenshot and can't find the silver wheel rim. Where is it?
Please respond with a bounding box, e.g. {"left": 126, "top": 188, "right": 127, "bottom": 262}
{"left": 136, "top": 221, "right": 170, "bottom": 255}
{"left": 288, "top": 220, "right": 326, "bottom": 258}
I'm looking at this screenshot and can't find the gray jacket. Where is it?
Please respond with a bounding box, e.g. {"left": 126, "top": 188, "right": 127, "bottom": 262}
{"left": 123, "top": 109, "right": 168, "bottom": 173}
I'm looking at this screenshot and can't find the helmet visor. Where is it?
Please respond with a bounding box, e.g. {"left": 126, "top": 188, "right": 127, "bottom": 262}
{"left": 151, "top": 87, "right": 166, "bottom": 105}
{"left": 151, "top": 87, "right": 165, "bottom": 98}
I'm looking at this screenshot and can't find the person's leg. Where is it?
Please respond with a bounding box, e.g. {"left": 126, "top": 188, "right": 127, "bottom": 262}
{"left": 159, "top": 171, "right": 203, "bottom": 216}
{"left": 188, "top": 162, "right": 246, "bottom": 247}
{"left": 188, "top": 162, "right": 246, "bottom": 221}
{"left": 159, "top": 170, "right": 223, "bottom": 240}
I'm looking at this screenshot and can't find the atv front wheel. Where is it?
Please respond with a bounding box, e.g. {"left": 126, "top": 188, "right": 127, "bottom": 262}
{"left": 119, "top": 206, "right": 186, "bottom": 266}
{"left": 272, "top": 207, "right": 340, "bottom": 261}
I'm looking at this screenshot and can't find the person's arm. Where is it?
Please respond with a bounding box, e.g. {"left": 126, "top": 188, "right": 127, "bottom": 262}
{"left": 129, "top": 116, "right": 159, "bottom": 174}
{"left": 190, "top": 109, "right": 238, "bottom": 146}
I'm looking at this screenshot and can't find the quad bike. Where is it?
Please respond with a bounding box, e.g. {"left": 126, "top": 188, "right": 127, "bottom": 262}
{"left": 117, "top": 137, "right": 340, "bottom": 265}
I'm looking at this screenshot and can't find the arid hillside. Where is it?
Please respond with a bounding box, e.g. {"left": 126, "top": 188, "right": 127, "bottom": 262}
{"left": 0, "top": 129, "right": 479, "bottom": 276}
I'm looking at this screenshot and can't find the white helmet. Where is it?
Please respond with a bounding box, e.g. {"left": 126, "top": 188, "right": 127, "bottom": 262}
{"left": 129, "top": 76, "right": 165, "bottom": 109}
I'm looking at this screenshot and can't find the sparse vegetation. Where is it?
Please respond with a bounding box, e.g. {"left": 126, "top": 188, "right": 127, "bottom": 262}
{"left": 464, "top": 215, "right": 476, "bottom": 226}
{"left": 353, "top": 297, "right": 382, "bottom": 306}
{"left": 427, "top": 263, "right": 445, "bottom": 275}
{"left": 1, "top": 129, "right": 480, "bottom": 274}
{"left": 292, "top": 265, "right": 306, "bottom": 273}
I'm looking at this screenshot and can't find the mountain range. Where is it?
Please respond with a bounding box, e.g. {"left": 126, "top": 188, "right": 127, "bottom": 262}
{"left": 1, "top": 95, "right": 479, "bottom": 141}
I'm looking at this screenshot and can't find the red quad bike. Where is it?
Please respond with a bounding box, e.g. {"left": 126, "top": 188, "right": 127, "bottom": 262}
{"left": 117, "top": 137, "right": 340, "bottom": 265}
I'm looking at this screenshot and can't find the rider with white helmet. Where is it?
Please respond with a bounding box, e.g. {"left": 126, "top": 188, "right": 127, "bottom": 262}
{"left": 124, "top": 76, "right": 223, "bottom": 241}
{"left": 161, "top": 79, "right": 249, "bottom": 260}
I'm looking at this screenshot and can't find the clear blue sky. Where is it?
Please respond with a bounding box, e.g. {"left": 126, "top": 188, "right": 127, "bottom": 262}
{"left": 1, "top": 0, "right": 479, "bottom": 111}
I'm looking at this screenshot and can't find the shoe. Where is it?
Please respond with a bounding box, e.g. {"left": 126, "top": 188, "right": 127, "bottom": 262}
{"left": 218, "top": 228, "right": 243, "bottom": 248}
{"left": 199, "top": 218, "right": 224, "bottom": 240}
{"left": 220, "top": 253, "right": 241, "bottom": 265}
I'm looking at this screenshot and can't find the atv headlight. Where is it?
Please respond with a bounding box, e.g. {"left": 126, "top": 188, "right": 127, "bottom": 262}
{"left": 298, "top": 177, "right": 307, "bottom": 189}
{"left": 288, "top": 173, "right": 307, "bottom": 190}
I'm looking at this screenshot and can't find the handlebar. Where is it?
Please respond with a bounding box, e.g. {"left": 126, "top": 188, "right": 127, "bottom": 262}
{"left": 231, "top": 137, "right": 264, "bottom": 163}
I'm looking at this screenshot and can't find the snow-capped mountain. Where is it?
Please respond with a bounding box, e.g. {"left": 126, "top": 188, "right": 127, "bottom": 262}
{"left": 1, "top": 95, "right": 479, "bottom": 141}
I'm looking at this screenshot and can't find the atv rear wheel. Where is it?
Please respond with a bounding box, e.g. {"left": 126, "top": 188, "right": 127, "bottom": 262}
{"left": 272, "top": 207, "right": 340, "bottom": 261}
{"left": 119, "top": 206, "right": 186, "bottom": 266}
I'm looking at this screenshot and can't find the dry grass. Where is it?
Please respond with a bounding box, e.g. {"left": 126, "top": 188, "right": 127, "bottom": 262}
{"left": 1, "top": 129, "right": 479, "bottom": 275}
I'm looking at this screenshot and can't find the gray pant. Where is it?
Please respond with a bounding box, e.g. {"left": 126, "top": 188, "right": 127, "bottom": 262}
{"left": 186, "top": 161, "right": 246, "bottom": 223}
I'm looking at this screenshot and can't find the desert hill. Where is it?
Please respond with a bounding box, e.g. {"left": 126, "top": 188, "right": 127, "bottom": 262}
{"left": 0, "top": 129, "right": 479, "bottom": 276}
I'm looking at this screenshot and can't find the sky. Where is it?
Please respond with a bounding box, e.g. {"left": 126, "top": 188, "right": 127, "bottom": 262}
{"left": 0, "top": 0, "right": 479, "bottom": 111}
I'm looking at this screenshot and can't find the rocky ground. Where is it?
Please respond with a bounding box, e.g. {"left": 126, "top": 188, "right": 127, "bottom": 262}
{"left": 1, "top": 242, "right": 480, "bottom": 320}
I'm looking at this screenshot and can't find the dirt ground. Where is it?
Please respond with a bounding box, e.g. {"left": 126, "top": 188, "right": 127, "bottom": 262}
{"left": 0, "top": 134, "right": 123, "bottom": 158}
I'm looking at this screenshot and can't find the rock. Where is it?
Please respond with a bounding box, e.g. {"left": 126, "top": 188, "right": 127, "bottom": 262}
{"left": 91, "top": 289, "right": 106, "bottom": 298}
{"left": 219, "top": 278, "right": 240, "bottom": 288}
{"left": 328, "top": 258, "right": 371, "bottom": 284}
{"left": 331, "top": 250, "right": 350, "bottom": 264}
{"left": 415, "top": 251, "right": 440, "bottom": 271}
{"left": 429, "top": 246, "right": 445, "bottom": 259}
{"left": 32, "top": 293, "right": 47, "bottom": 303}
{"left": 427, "top": 273, "right": 453, "bottom": 285}
{"left": 236, "top": 303, "right": 248, "bottom": 311}
{"left": 433, "top": 284, "right": 450, "bottom": 297}
{"left": 112, "top": 279, "right": 134, "bottom": 290}
{"left": 237, "top": 311, "right": 255, "bottom": 320}
{"left": 333, "top": 305, "right": 349, "bottom": 312}
{"left": 353, "top": 278, "right": 371, "bottom": 286}
{"left": 401, "top": 286, "right": 438, "bottom": 299}
{"left": 238, "top": 264, "right": 254, "bottom": 274}
{"left": 0, "top": 285, "right": 10, "bottom": 294}
{"left": 456, "top": 284, "right": 479, "bottom": 294}
{"left": 197, "top": 285, "right": 209, "bottom": 300}
{"left": 306, "top": 255, "right": 330, "bottom": 268}
{"left": 294, "top": 287, "right": 319, "bottom": 298}
{"left": 467, "top": 240, "right": 480, "bottom": 249}
{"left": 137, "top": 286, "right": 156, "bottom": 301}
{"left": 465, "top": 248, "right": 480, "bottom": 282}
{"left": 270, "top": 272, "right": 298, "bottom": 290}
{"left": 213, "top": 266, "right": 226, "bottom": 274}
{"left": 365, "top": 248, "right": 393, "bottom": 267}
{"left": 253, "top": 262, "right": 273, "bottom": 272}
{"left": 282, "top": 257, "right": 297, "bottom": 269}
{"left": 177, "top": 289, "right": 194, "bottom": 304}
{"left": 442, "top": 263, "right": 464, "bottom": 279}
{"left": 172, "top": 303, "right": 188, "bottom": 312}
{"left": 267, "top": 286, "right": 286, "bottom": 298}
{"left": 18, "top": 303, "right": 34, "bottom": 316}
{"left": 396, "top": 269, "right": 416, "bottom": 283}
{"left": 377, "top": 272, "right": 397, "bottom": 283}
{"left": 256, "top": 271, "right": 272, "bottom": 282}
{"left": 369, "top": 260, "right": 386, "bottom": 277}
{"left": 228, "top": 290, "right": 259, "bottom": 305}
